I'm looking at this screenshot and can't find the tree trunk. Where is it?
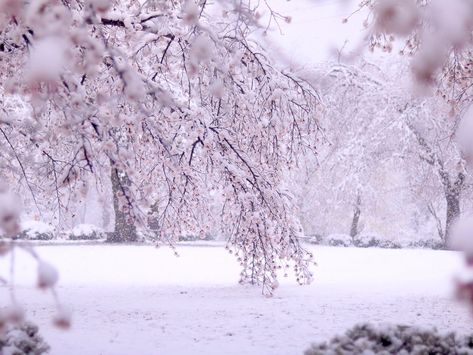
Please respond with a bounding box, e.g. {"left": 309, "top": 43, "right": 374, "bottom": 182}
{"left": 444, "top": 191, "right": 461, "bottom": 243}
{"left": 443, "top": 172, "right": 465, "bottom": 244}
{"left": 107, "top": 166, "right": 138, "bottom": 243}
{"left": 427, "top": 203, "right": 444, "bottom": 241}
{"left": 350, "top": 195, "right": 362, "bottom": 239}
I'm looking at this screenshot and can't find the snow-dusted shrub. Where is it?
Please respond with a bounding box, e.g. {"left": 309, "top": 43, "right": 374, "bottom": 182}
{"left": 354, "top": 235, "right": 401, "bottom": 249}
{"left": 306, "top": 234, "right": 323, "bottom": 245}
{"left": 68, "top": 224, "right": 104, "bottom": 241}
{"left": 304, "top": 323, "right": 473, "bottom": 355}
{"left": 324, "top": 234, "right": 353, "bottom": 247}
{"left": 378, "top": 239, "right": 402, "bottom": 249}
{"left": 354, "top": 235, "right": 379, "bottom": 248}
{"left": 0, "top": 322, "right": 50, "bottom": 355}
{"left": 178, "top": 234, "right": 214, "bottom": 242}
{"left": 17, "top": 221, "right": 55, "bottom": 241}
{"left": 408, "top": 239, "right": 445, "bottom": 250}
{"left": 398, "top": 238, "right": 414, "bottom": 248}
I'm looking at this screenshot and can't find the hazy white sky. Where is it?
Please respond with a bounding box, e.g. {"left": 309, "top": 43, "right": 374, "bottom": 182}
{"left": 264, "top": 0, "right": 369, "bottom": 66}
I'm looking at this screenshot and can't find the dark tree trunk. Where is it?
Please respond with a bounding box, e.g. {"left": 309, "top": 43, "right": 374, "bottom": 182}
{"left": 350, "top": 195, "right": 362, "bottom": 238}
{"left": 443, "top": 172, "right": 465, "bottom": 244}
{"left": 107, "top": 166, "right": 138, "bottom": 243}
{"left": 427, "top": 203, "right": 444, "bottom": 241}
{"left": 445, "top": 194, "right": 460, "bottom": 242}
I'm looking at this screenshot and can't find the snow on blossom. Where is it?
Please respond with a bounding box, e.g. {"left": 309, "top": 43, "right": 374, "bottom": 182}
{"left": 27, "top": 37, "right": 68, "bottom": 83}
{"left": 428, "top": 0, "right": 473, "bottom": 48}
{"left": 88, "top": 0, "right": 111, "bottom": 13}
{"left": 449, "top": 215, "right": 473, "bottom": 256}
{"left": 25, "top": 1, "right": 72, "bottom": 36}
{"left": 37, "top": 261, "right": 59, "bottom": 289}
{"left": 411, "top": 36, "right": 447, "bottom": 87}
{"left": 0, "top": 0, "right": 21, "bottom": 17}
{"left": 0, "top": 188, "right": 21, "bottom": 237}
{"left": 183, "top": 0, "right": 200, "bottom": 26}
{"left": 374, "top": 0, "right": 418, "bottom": 36}
{"left": 210, "top": 79, "right": 225, "bottom": 98}
{"left": 123, "top": 69, "right": 146, "bottom": 101}
{"left": 0, "top": 240, "right": 11, "bottom": 256}
{"left": 53, "top": 307, "right": 72, "bottom": 329}
{"left": 3, "top": 304, "right": 25, "bottom": 324}
{"left": 229, "top": 49, "right": 244, "bottom": 70}
{"left": 190, "top": 35, "right": 214, "bottom": 72}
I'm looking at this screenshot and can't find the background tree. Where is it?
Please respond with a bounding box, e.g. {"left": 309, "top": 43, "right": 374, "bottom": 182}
{"left": 291, "top": 59, "right": 472, "bottom": 246}
{"left": 291, "top": 62, "right": 414, "bottom": 240}
{"left": 398, "top": 100, "right": 468, "bottom": 243}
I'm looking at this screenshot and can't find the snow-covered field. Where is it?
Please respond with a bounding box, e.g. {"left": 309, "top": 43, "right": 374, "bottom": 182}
{"left": 1, "top": 244, "right": 472, "bottom": 355}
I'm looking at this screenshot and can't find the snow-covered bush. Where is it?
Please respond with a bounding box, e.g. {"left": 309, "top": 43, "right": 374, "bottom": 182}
{"left": 306, "top": 234, "right": 323, "bottom": 245}
{"left": 304, "top": 323, "right": 473, "bottom": 355}
{"left": 308, "top": 233, "right": 404, "bottom": 249}
{"left": 178, "top": 234, "right": 215, "bottom": 242}
{"left": 17, "top": 221, "right": 55, "bottom": 241}
{"left": 68, "top": 224, "right": 104, "bottom": 241}
{"left": 398, "top": 238, "right": 414, "bottom": 248}
{"left": 378, "top": 239, "right": 402, "bottom": 249}
{"left": 0, "top": 322, "right": 50, "bottom": 355}
{"left": 324, "top": 234, "right": 353, "bottom": 247}
{"left": 408, "top": 239, "right": 445, "bottom": 250}
{"left": 354, "top": 235, "right": 380, "bottom": 248}
{"left": 353, "top": 235, "right": 401, "bottom": 249}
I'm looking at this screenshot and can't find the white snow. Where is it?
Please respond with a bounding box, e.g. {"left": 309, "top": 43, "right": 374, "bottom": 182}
{"left": 1, "top": 245, "right": 472, "bottom": 355}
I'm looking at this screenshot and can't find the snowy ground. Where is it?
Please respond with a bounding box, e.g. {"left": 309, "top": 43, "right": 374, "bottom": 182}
{"left": 1, "top": 244, "right": 472, "bottom": 355}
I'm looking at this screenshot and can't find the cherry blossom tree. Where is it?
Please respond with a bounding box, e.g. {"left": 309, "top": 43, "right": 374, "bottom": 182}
{"left": 0, "top": 0, "right": 319, "bottom": 294}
